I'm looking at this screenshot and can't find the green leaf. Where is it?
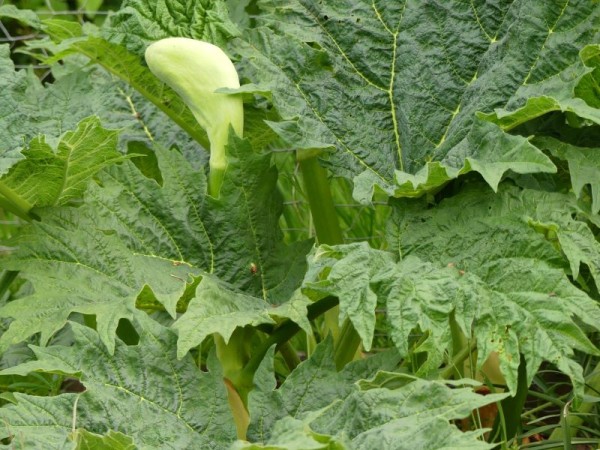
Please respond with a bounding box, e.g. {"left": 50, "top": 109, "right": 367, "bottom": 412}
{"left": 303, "top": 243, "right": 395, "bottom": 350}
{"left": 247, "top": 339, "right": 401, "bottom": 442}
{"left": 535, "top": 136, "right": 600, "bottom": 214}
{"left": 306, "top": 183, "right": 600, "bottom": 395}
{"left": 0, "top": 4, "right": 41, "bottom": 28}
{"left": 386, "top": 183, "right": 600, "bottom": 394}
{"left": 0, "top": 205, "right": 195, "bottom": 354}
{"left": 480, "top": 44, "right": 600, "bottom": 130}
{"left": 71, "top": 429, "right": 138, "bottom": 450}
{"left": 173, "top": 276, "right": 275, "bottom": 358}
{"left": 104, "top": 0, "right": 240, "bottom": 54}
{"left": 0, "top": 140, "right": 311, "bottom": 355}
{"left": 246, "top": 344, "right": 502, "bottom": 449}
{"left": 0, "top": 117, "right": 123, "bottom": 210}
{"left": 310, "top": 377, "right": 504, "bottom": 450}
{"left": 0, "top": 316, "right": 237, "bottom": 449}
{"left": 234, "top": 417, "right": 346, "bottom": 450}
{"left": 232, "top": 1, "right": 598, "bottom": 200}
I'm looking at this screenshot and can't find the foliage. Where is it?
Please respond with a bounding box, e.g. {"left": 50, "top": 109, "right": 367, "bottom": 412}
{"left": 0, "top": 1, "right": 599, "bottom": 448}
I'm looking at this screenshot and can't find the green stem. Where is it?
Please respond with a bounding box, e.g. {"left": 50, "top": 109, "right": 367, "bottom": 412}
{"left": 440, "top": 339, "right": 478, "bottom": 380}
{"left": 334, "top": 318, "right": 363, "bottom": 370}
{"left": 449, "top": 311, "right": 467, "bottom": 378}
{"left": 241, "top": 296, "right": 339, "bottom": 380}
{"left": 298, "top": 156, "right": 362, "bottom": 367}
{"left": 297, "top": 157, "right": 343, "bottom": 246}
{"left": 0, "top": 270, "right": 19, "bottom": 300}
{"left": 0, "top": 182, "right": 34, "bottom": 221}
{"left": 489, "top": 354, "right": 528, "bottom": 445}
{"left": 279, "top": 341, "right": 302, "bottom": 371}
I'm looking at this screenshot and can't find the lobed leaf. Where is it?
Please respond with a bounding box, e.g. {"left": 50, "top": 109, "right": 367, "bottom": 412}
{"left": 231, "top": 0, "right": 599, "bottom": 200}
{"left": 0, "top": 139, "right": 312, "bottom": 356}
{"left": 304, "top": 182, "right": 600, "bottom": 396}
{"left": 0, "top": 117, "right": 124, "bottom": 211}
{"left": 0, "top": 316, "right": 236, "bottom": 449}
{"left": 244, "top": 342, "right": 502, "bottom": 449}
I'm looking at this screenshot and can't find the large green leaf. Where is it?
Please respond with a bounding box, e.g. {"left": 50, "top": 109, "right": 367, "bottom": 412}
{"left": 104, "top": 0, "right": 239, "bottom": 54}
{"left": 0, "top": 117, "right": 124, "bottom": 211}
{"left": 303, "top": 183, "right": 600, "bottom": 395}
{"left": 71, "top": 429, "right": 138, "bottom": 450}
{"left": 0, "top": 140, "right": 311, "bottom": 354}
{"left": 0, "top": 46, "right": 117, "bottom": 177}
{"left": 0, "top": 316, "right": 236, "bottom": 449}
{"left": 243, "top": 343, "right": 503, "bottom": 449}
{"left": 481, "top": 44, "right": 600, "bottom": 130}
{"left": 230, "top": 0, "right": 598, "bottom": 200}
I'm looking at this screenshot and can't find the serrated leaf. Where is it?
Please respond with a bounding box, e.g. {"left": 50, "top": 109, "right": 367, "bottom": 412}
{"left": 306, "top": 183, "right": 600, "bottom": 395}
{"left": 310, "top": 377, "right": 505, "bottom": 450}
{"left": 71, "top": 429, "right": 138, "bottom": 450}
{"left": 231, "top": 1, "right": 598, "bottom": 200}
{"left": 0, "top": 117, "right": 123, "bottom": 210}
{"left": 535, "top": 136, "right": 600, "bottom": 214}
{"left": 385, "top": 183, "right": 600, "bottom": 394}
{"left": 173, "top": 276, "right": 275, "bottom": 358}
{"left": 247, "top": 339, "right": 401, "bottom": 442}
{"left": 481, "top": 44, "right": 600, "bottom": 130}
{"left": 246, "top": 344, "right": 502, "bottom": 450}
{"left": 0, "top": 5, "right": 41, "bottom": 28}
{"left": 0, "top": 140, "right": 311, "bottom": 355}
{"left": 234, "top": 417, "right": 346, "bottom": 450}
{"left": 104, "top": 0, "right": 240, "bottom": 55}
{"left": 0, "top": 206, "right": 195, "bottom": 354}
{"left": 303, "top": 243, "right": 395, "bottom": 350}
{"left": 0, "top": 316, "right": 236, "bottom": 449}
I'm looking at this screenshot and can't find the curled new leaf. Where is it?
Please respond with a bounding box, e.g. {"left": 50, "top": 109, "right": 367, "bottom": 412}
{"left": 145, "top": 37, "right": 243, "bottom": 196}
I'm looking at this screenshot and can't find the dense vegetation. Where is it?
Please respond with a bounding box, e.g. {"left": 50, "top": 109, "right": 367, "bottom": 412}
{"left": 0, "top": 1, "right": 599, "bottom": 448}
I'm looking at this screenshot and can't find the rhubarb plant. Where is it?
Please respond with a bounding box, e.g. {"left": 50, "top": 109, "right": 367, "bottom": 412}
{"left": 0, "top": 1, "right": 599, "bottom": 448}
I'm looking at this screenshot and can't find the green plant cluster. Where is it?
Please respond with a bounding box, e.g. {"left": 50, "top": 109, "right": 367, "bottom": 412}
{"left": 0, "top": 1, "right": 599, "bottom": 449}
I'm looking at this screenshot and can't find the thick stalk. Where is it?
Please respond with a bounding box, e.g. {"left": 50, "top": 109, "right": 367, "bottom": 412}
{"left": 489, "top": 354, "right": 528, "bottom": 445}
{"left": 0, "top": 182, "right": 34, "bottom": 221}
{"left": 0, "top": 270, "right": 19, "bottom": 300}
{"left": 297, "top": 157, "right": 343, "bottom": 246}
{"left": 214, "top": 333, "right": 253, "bottom": 440}
{"left": 440, "top": 339, "right": 478, "bottom": 380}
{"left": 298, "top": 156, "right": 361, "bottom": 368}
{"left": 449, "top": 311, "right": 468, "bottom": 378}
{"left": 334, "top": 319, "right": 363, "bottom": 370}
{"left": 279, "top": 341, "right": 302, "bottom": 371}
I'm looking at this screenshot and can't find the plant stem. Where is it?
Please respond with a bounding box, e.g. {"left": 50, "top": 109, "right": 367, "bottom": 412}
{"left": 223, "top": 378, "right": 249, "bottom": 440}
{"left": 298, "top": 155, "right": 362, "bottom": 368}
{"left": 0, "top": 182, "right": 34, "bottom": 221}
{"left": 279, "top": 341, "right": 302, "bottom": 371}
{"left": 240, "top": 296, "right": 338, "bottom": 380}
{"left": 297, "top": 157, "right": 343, "bottom": 246}
{"left": 440, "top": 339, "right": 478, "bottom": 379}
{"left": 334, "top": 318, "right": 363, "bottom": 370}
{"left": 0, "top": 270, "right": 18, "bottom": 300}
{"left": 489, "top": 354, "right": 528, "bottom": 445}
{"left": 449, "top": 311, "right": 467, "bottom": 378}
